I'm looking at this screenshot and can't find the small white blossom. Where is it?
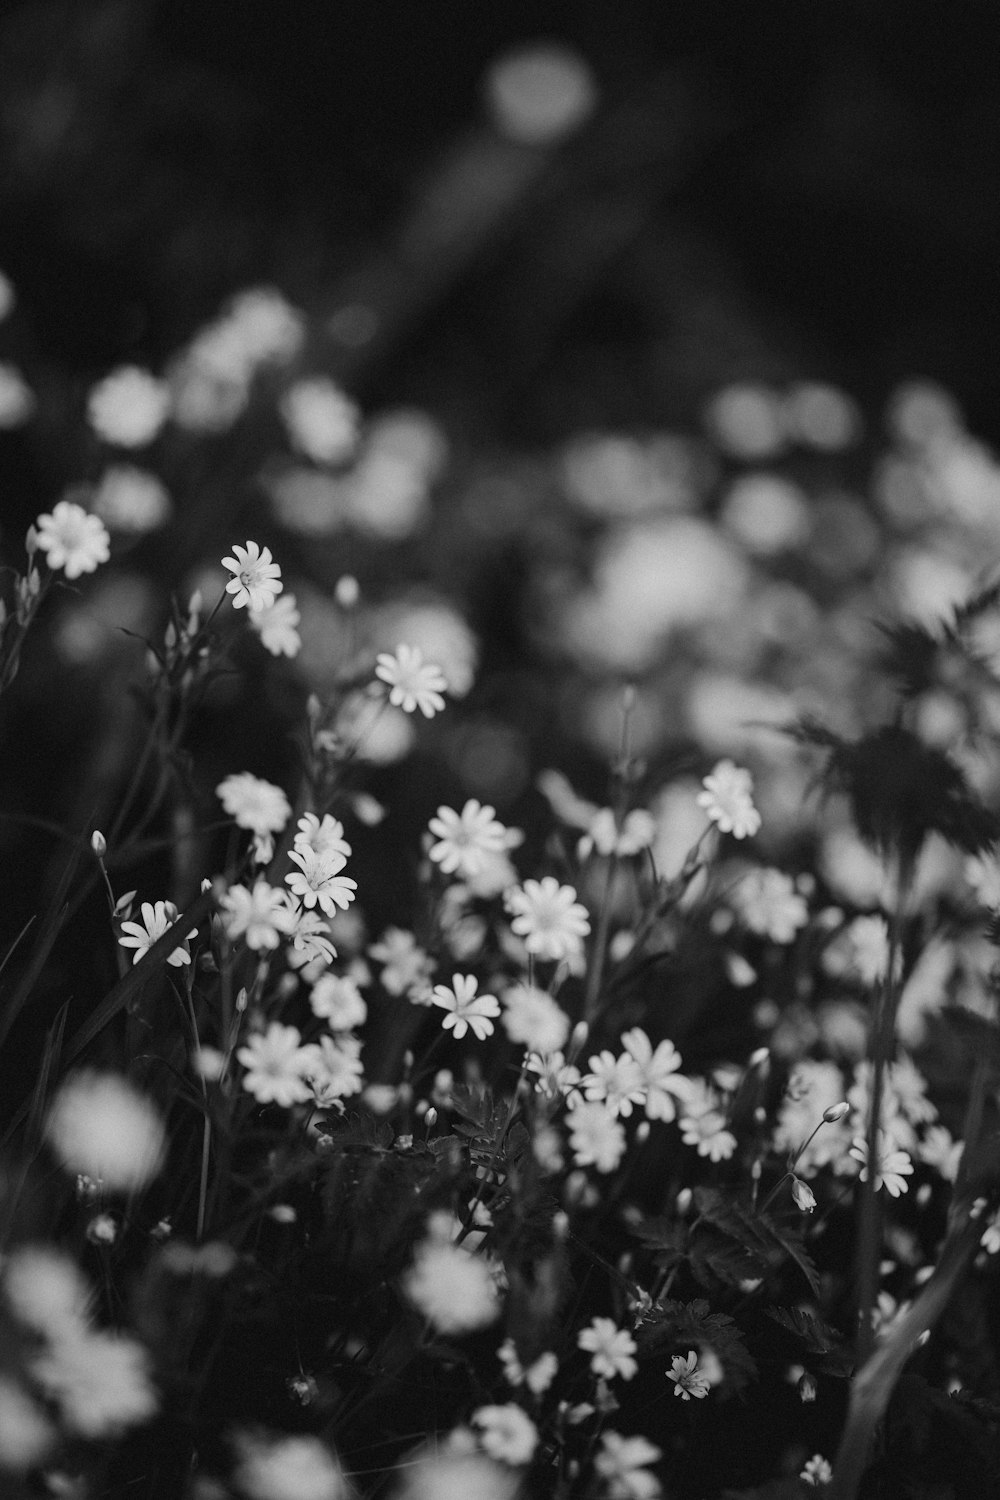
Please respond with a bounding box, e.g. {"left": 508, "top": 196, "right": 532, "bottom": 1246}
{"left": 295, "top": 813, "right": 351, "bottom": 861}
{"left": 497, "top": 1340, "right": 558, "bottom": 1395}
{"left": 249, "top": 591, "right": 301, "bottom": 657}
{"left": 732, "top": 867, "right": 808, "bottom": 943}
{"left": 666, "top": 1349, "right": 712, "bottom": 1400}
{"left": 500, "top": 984, "right": 570, "bottom": 1054}
{"left": 118, "top": 899, "right": 197, "bottom": 966}
{"left": 91, "top": 465, "right": 172, "bottom": 532}
{"left": 286, "top": 846, "right": 358, "bottom": 916}
{"left": 375, "top": 643, "right": 448, "bottom": 717}
{"left": 567, "top": 1101, "right": 626, "bottom": 1173}
{"left": 237, "top": 1022, "right": 313, "bottom": 1107}
{"left": 402, "top": 1239, "right": 502, "bottom": 1334}
{"left": 300, "top": 1034, "right": 365, "bottom": 1105}
{"left": 621, "top": 1028, "right": 692, "bottom": 1123}
{"left": 233, "top": 1432, "right": 347, "bottom": 1500}
{"left": 472, "top": 1404, "right": 538, "bottom": 1466}
{"left": 310, "top": 973, "right": 367, "bottom": 1030}
{"left": 800, "top": 1454, "right": 833, "bottom": 1487}
{"left": 220, "top": 881, "right": 295, "bottom": 950}
{"left": 431, "top": 973, "right": 501, "bottom": 1041}
{"left": 32, "top": 1328, "right": 158, "bottom": 1437}
{"left": 222, "top": 540, "right": 283, "bottom": 611}
{"left": 594, "top": 1431, "right": 662, "bottom": 1500}
{"left": 34, "top": 500, "right": 110, "bottom": 579}
{"left": 369, "top": 927, "right": 435, "bottom": 997}
{"left": 217, "top": 773, "right": 291, "bottom": 843}
{"left": 428, "top": 799, "right": 508, "bottom": 879}
{"left": 505, "top": 877, "right": 591, "bottom": 963}
{"left": 279, "top": 376, "right": 360, "bottom": 465}
{"left": 849, "top": 1131, "right": 914, "bottom": 1196}
{"left": 44, "top": 1072, "right": 166, "bottom": 1192}
{"left": 87, "top": 365, "right": 169, "bottom": 448}
{"left": 577, "top": 1317, "right": 638, "bottom": 1381}
{"left": 696, "top": 759, "right": 761, "bottom": 839}
{"left": 582, "top": 1051, "right": 647, "bottom": 1118}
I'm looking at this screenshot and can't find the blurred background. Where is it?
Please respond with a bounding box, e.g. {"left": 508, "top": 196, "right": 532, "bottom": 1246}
{"left": 4, "top": 0, "right": 1000, "bottom": 960}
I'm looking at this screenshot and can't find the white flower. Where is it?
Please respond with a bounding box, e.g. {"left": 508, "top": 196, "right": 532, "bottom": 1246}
{"left": 472, "top": 1404, "right": 538, "bottom": 1466}
{"left": 773, "top": 1060, "right": 850, "bottom": 1176}
{"left": 279, "top": 377, "right": 360, "bottom": 465}
{"left": 232, "top": 1432, "right": 347, "bottom": 1500}
{"left": 222, "top": 540, "right": 284, "bottom": 611}
{"left": 732, "top": 867, "right": 808, "bottom": 943}
{"left": 431, "top": 973, "right": 501, "bottom": 1041}
{"left": 87, "top": 365, "right": 169, "bottom": 447}
{"left": 577, "top": 1317, "right": 638, "bottom": 1381}
{"left": 666, "top": 1350, "right": 711, "bottom": 1400}
{"left": 44, "top": 1072, "right": 166, "bottom": 1192}
{"left": 217, "top": 773, "right": 291, "bottom": 843}
{"left": 849, "top": 1132, "right": 914, "bottom": 1197}
{"left": 505, "top": 877, "right": 591, "bottom": 963}
{"left": 91, "top": 465, "right": 172, "bottom": 533}
{"left": 295, "top": 813, "right": 351, "bottom": 861}
{"left": 582, "top": 1051, "right": 647, "bottom": 1118}
{"left": 428, "top": 799, "right": 508, "bottom": 879}
{"left": 32, "top": 1329, "right": 158, "bottom": 1437}
{"left": 249, "top": 591, "right": 301, "bottom": 657}
{"left": 286, "top": 906, "right": 338, "bottom": 968}
{"left": 525, "top": 1050, "right": 582, "bottom": 1103}
{"left": 237, "top": 1022, "right": 313, "bottom": 1107}
{"left": 800, "top": 1454, "right": 833, "bottom": 1487}
{"left": 286, "top": 846, "right": 358, "bottom": 916}
{"left": 369, "top": 927, "right": 435, "bottom": 998}
{"left": 791, "top": 1177, "right": 817, "bottom": 1212}
{"left": 594, "top": 1431, "right": 662, "bottom": 1500}
{"left": 220, "top": 881, "right": 295, "bottom": 950}
{"left": 402, "top": 1239, "right": 502, "bottom": 1333}
{"left": 500, "top": 984, "right": 570, "bottom": 1054}
{"left": 497, "top": 1340, "right": 558, "bottom": 1395}
{"left": 678, "top": 1084, "right": 737, "bottom": 1162}
{"left": 34, "top": 500, "right": 110, "bottom": 579}
{"left": 0, "top": 1375, "right": 54, "bottom": 1472}
{"left": 3, "top": 1246, "right": 92, "bottom": 1339}
{"left": 696, "top": 760, "right": 761, "bottom": 839}
{"left": 118, "top": 898, "right": 197, "bottom": 966}
{"left": 0, "top": 362, "right": 35, "bottom": 426}
{"left": 309, "top": 973, "right": 366, "bottom": 1030}
{"left": 375, "top": 643, "right": 448, "bottom": 717}
{"left": 567, "top": 1101, "right": 626, "bottom": 1173}
{"left": 919, "top": 1125, "right": 963, "bottom": 1182}
{"left": 300, "top": 1034, "right": 365, "bottom": 1105}
{"left": 620, "top": 1027, "right": 692, "bottom": 1123}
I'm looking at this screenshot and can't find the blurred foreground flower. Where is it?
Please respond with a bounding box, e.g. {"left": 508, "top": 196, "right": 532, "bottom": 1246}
{"left": 34, "top": 500, "right": 110, "bottom": 579}
{"left": 696, "top": 760, "right": 761, "bottom": 839}
{"left": 232, "top": 1431, "right": 348, "bottom": 1500}
{"left": 375, "top": 643, "right": 447, "bottom": 717}
{"left": 402, "top": 1236, "right": 502, "bottom": 1333}
{"left": 44, "top": 1072, "right": 166, "bottom": 1192}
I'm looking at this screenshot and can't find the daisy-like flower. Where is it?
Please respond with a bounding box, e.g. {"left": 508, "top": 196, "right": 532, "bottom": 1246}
{"left": 232, "top": 1432, "right": 346, "bottom": 1500}
{"left": 567, "top": 1100, "right": 626, "bottom": 1173}
{"left": 431, "top": 973, "right": 501, "bottom": 1041}
{"left": 217, "top": 772, "right": 291, "bottom": 843}
{"left": 286, "top": 846, "right": 358, "bottom": 916}
{"left": 237, "top": 1021, "right": 313, "bottom": 1107}
{"left": 34, "top": 500, "right": 110, "bottom": 579}
{"left": 501, "top": 984, "right": 570, "bottom": 1055}
{"left": 44, "top": 1072, "right": 166, "bottom": 1192}
{"left": 582, "top": 1051, "right": 647, "bottom": 1118}
{"left": 732, "top": 867, "right": 808, "bottom": 944}
{"left": 87, "top": 365, "right": 169, "bottom": 448}
{"left": 222, "top": 540, "right": 284, "bottom": 611}
{"left": 849, "top": 1132, "right": 914, "bottom": 1197}
{"left": 31, "top": 1328, "right": 158, "bottom": 1438}
{"left": 279, "top": 376, "right": 360, "bottom": 465}
{"left": 497, "top": 1340, "right": 559, "bottom": 1396}
{"left": 919, "top": 1124, "right": 963, "bottom": 1182}
{"left": 310, "top": 973, "right": 366, "bottom": 1029}
{"left": 594, "top": 1431, "right": 663, "bottom": 1500}
{"left": 678, "top": 1083, "right": 737, "bottom": 1162}
{"left": 295, "top": 812, "right": 351, "bottom": 862}
{"left": 220, "top": 880, "right": 295, "bottom": 950}
{"left": 300, "top": 1033, "right": 365, "bottom": 1106}
{"left": 577, "top": 1317, "right": 638, "bottom": 1382}
{"left": 621, "top": 1028, "right": 692, "bottom": 1123}
{"left": 525, "top": 1049, "right": 582, "bottom": 1103}
{"left": 91, "top": 464, "right": 172, "bottom": 534}
{"left": 369, "top": 927, "right": 435, "bottom": 998}
{"left": 505, "top": 877, "right": 591, "bottom": 963}
{"left": 118, "top": 899, "right": 197, "bottom": 967}
{"left": 402, "top": 1239, "right": 502, "bottom": 1334}
{"left": 248, "top": 590, "right": 301, "bottom": 657}
{"left": 472, "top": 1404, "right": 538, "bottom": 1466}
{"left": 800, "top": 1454, "right": 833, "bottom": 1487}
{"left": 696, "top": 759, "right": 761, "bottom": 839}
{"left": 374, "top": 643, "right": 448, "bottom": 717}
{"left": 3, "top": 1246, "right": 93, "bottom": 1340}
{"left": 285, "top": 906, "right": 337, "bottom": 968}
{"left": 666, "top": 1350, "right": 711, "bottom": 1400}
{"left": 428, "top": 799, "right": 508, "bottom": 880}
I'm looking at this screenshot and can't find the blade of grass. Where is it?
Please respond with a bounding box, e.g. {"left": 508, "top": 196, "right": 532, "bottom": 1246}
{"left": 0, "top": 834, "right": 85, "bottom": 1054}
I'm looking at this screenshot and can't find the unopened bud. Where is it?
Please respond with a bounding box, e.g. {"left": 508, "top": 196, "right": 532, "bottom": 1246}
{"left": 798, "top": 1372, "right": 817, "bottom": 1403}
{"left": 570, "top": 1020, "right": 589, "bottom": 1052}
{"left": 236, "top": 987, "right": 248, "bottom": 1013}
{"left": 635, "top": 1120, "right": 650, "bottom": 1145}
{"left": 791, "top": 1177, "right": 817, "bottom": 1213}
{"left": 90, "top": 830, "right": 107, "bottom": 858}
{"left": 24, "top": 524, "right": 38, "bottom": 555}
{"left": 748, "top": 1045, "right": 770, "bottom": 1073}
{"left": 676, "top": 1187, "right": 692, "bottom": 1215}
{"left": 425, "top": 1107, "right": 438, "bottom": 1129}
{"left": 823, "top": 1101, "right": 850, "bottom": 1123}
{"left": 335, "top": 574, "right": 360, "bottom": 609}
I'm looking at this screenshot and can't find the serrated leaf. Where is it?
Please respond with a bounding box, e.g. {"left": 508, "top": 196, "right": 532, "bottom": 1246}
{"left": 764, "top": 1304, "right": 853, "bottom": 1377}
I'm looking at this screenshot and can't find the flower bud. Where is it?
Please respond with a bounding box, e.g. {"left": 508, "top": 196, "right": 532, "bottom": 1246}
{"left": 822, "top": 1101, "right": 851, "bottom": 1123}
{"left": 90, "top": 830, "right": 107, "bottom": 858}
{"left": 791, "top": 1177, "right": 817, "bottom": 1213}
{"left": 424, "top": 1107, "right": 438, "bottom": 1129}
{"left": 798, "top": 1372, "right": 817, "bottom": 1403}
{"left": 748, "top": 1045, "right": 770, "bottom": 1073}
{"left": 335, "top": 574, "right": 359, "bottom": 609}
{"left": 570, "top": 1020, "right": 589, "bottom": 1053}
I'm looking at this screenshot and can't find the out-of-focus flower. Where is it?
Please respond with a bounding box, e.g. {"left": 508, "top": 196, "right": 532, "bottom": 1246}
{"left": 731, "top": 867, "right": 808, "bottom": 943}
{"left": 295, "top": 813, "right": 351, "bottom": 861}
{"left": 800, "top": 1454, "right": 833, "bottom": 1488}
{"left": 369, "top": 928, "right": 435, "bottom": 998}
{"left": 500, "top": 984, "right": 569, "bottom": 1054}
{"left": 217, "top": 773, "right": 291, "bottom": 843}
{"left": 485, "top": 41, "right": 596, "bottom": 144}
{"left": 849, "top": 1131, "right": 914, "bottom": 1196}
{"left": 375, "top": 599, "right": 477, "bottom": 697}
{"left": 505, "top": 878, "right": 590, "bottom": 963}
{"left": 118, "top": 899, "right": 197, "bottom": 966}
{"left": 3, "top": 1246, "right": 92, "bottom": 1339}
{"left": 696, "top": 760, "right": 761, "bottom": 839}
{"left": 87, "top": 366, "right": 169, "bottom": 448}
{"left": 222, "top": 540, "right": 283, "bottom": 611}
{"left": 279, "top": 377, "right": 360, "bottom": 465}
{"left": 286, "top": 907, "right": 337, "bottom": 969}
{"left": 783, "top": 382, "right": 861, "bottom": 451}
{"left": 402, "top": 1238, "right": 502, "bottom": 1333}
{"left": 32, "top": 1328, "right": 158, "bottom": 1437}
{"left": 35, "top": 500, "right": 110, "bottom": 578}
{"left": 526, "top": 1050, "right": 582, "bottom": 1102}
{"left": 390, "top": 1445, "right": 518, "bottom": 1500}
{"left": 594, "top": 1431, "right": 662, "bottom": 1499}
{"left": 497, "top": 1340, "right": 558, "bottom": 1395}
{"left": 0, "top": 362, "right": 35, "bottom": 426}
{"left": 678, "top": 1082, "right": 737, "bottom": 1162}
{"left": 237, "top": 1022, "right": 313, "bottom": 1107}
{"left": 0, "top": 1375, "right": 55, "bottom": 1472}
{"left": 704, "top": 382, "right": 787, "bottom": 460}
{"left": 90, "top": 465, "right": 172, "bottom": 533}
{"left": 232, "top": 1431, "right": 347, "bottom": 1500}
{"left": 375, "top": 643, "right": 448, "bottom": 717}
{"left": 431, "top": 974, "right": 500, "bottom": 1041}
{"left": 249, "top": 591, "right": 301, "bottom": 657}
{"left": 582, "top": 1051, "right": 646, "bottom": 1118}
{"left": 620, "top": 1028, "right": 691, "bottom": 1122}
{"left": 666, "top": 1350, "right": 712, "bottom": 1400}
{"left": 577, "top": 1317, "right": 638, "bottom": 1381}
{"left": 220, "top": 881, "right": 295, "bottom": 950}
{"left": 44, "top": 1072, "right": 166, "bottom": 1192}
{"left": 471, "top": 1404, "right": 538, "bottom": 1465}
{"left": 719, "top": 472, "right": 810, "bottom": 556}
{"left": 309, "top": 973, "right": 366, "bottom": 1030}
{"left": 428, "top": 800, "right": 507, "bottom": 879}
{"left": 300, "top": 1034, "right": 365, "bottom": 1105}
{"left": 567, "top": 1101, "right": 626, "bottom": 1173}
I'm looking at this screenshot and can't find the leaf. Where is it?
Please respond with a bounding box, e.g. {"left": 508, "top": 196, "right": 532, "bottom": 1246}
{"left": 637, "top": 1297, "right": 757, "bottom": 1393}
{"left": 764, "top": 1305, "right": 853, "bottom": 1377}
